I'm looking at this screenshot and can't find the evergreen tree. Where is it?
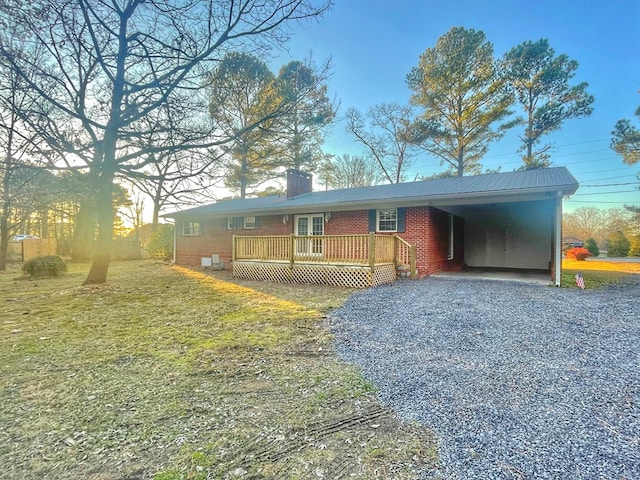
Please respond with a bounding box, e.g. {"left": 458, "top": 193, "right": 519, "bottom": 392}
{"left": 607, "top": 231, "right": 630, "bottom": 257}
{"left": 503, "top": 39, "right": 594, "bottom": 169}
{"left": 406, "top": 27, "right": 513, "bottom": 176}
{"left": 209, "top": 52, "right": 279, "bottom": 198}
{"left": 273, "top": 59, "right": 335, "bottom": 172}
{"left": 584, "top": 237, "right": 599, "bottom": 257}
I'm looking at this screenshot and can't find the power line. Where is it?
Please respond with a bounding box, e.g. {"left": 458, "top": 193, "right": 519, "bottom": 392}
{"left": 576, "top": 167, "right": 635, "bottom": 175}
{"left": 580, "top": 182, "right": 639, "bottom": 187}
{"left": 579, "top": 174, "right": 636, "bottom": 182}
{"left": 573, "top": 189, "right": 638, "bottom": 196}
{"left": 485, "top": 138, "right": 611, "bottom": 159}
{"left": 566, "top": 200, "right": 634, "bottom": 204}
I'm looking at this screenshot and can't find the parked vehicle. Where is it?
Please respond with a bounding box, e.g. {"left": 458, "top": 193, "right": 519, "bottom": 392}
{"left": 12, "top": 234, "right": 40, "bottom": 241}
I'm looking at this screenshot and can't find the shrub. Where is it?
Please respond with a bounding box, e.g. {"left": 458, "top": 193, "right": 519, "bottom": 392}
{"left": 629, "top": 235, "right": 640, "bottom": 257}
{"left": 606, "top": 231, "right": 630, "bottom": 257}
{"left": 147, "top": 224, "right": 174, "bottom": 260}
{"left": 566, "top": 247, "right": 592, "bottom": 261}
{"left": 584, "top": 238, "right": 599, "bottom": 257}
{"left": 22, "top": 255, "right": 67, "bottom": 277}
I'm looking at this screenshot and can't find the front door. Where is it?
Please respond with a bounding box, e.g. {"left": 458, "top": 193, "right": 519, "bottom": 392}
{"left": 295, "top": 214, "right": 324, "bottom": 256}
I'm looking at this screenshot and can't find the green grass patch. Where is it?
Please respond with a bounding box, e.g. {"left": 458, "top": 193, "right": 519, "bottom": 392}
{"left": 0, "top": 260, "right": 437, "bottom": 479}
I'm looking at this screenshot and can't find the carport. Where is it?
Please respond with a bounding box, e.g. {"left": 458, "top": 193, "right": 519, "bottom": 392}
{"left": 431, "top": 188, "right": 567, "bottom": 285}
{"left": 445, "top": 199, "right": 555, "bottom": 269}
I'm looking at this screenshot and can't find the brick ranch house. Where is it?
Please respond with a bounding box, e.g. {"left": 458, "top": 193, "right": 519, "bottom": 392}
{"left": 164, "top": 167, "right": 578, "bottom": 288}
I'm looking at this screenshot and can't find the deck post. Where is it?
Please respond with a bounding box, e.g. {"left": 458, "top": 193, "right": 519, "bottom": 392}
{"left": 368, "top": 232, "right": 376, "bottom": 270}
{"left": 289, "top": 234, "right": 295, "bottom": 269}
{"left": 232, "top": 235, "right": 236, "bottom": 261}
{"left": 410, "top": 245, "right": 417, "bottom": 279}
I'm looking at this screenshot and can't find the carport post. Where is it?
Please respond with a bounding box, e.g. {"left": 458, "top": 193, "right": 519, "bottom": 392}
{"left": 554, "top": 192, "right": 562, "bottom": 287}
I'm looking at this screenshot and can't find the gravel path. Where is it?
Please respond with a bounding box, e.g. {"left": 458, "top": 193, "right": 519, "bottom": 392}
{"left": 328, "top": 277, "right": 640, "bottom": 479}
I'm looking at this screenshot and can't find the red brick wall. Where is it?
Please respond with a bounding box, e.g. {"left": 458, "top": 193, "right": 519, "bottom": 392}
{"left": 313, "top": 208, "right": 451, "bottom": 276}
{"left": 175, "top": 215, "right": 292, "bottom": 266}
{"left": 324, "top": 211, "right": 369, "bottom": 234}
{"left": 401, "top": 206, "right": 453, "bottom": 276}
{"left": 175, "top": 207, "right": 461, "bottom": 276}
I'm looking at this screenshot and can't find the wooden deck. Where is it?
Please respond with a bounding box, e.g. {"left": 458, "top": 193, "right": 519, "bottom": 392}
{"left": 232, "top": 233, "right": 416, "bottom": 288}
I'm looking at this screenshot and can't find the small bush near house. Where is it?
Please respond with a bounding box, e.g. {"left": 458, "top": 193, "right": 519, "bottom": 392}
{"left": 566, "top": 247, "right": 592, "bottom": 261}
{"left": 584, "top": 238, "right": 599, "bottom": 257}
{"left": 607, "top": 231, "right": 631, "bottom": 257}
{"left": 628, "top": 235, "right": 640, "bottom": 257}
{"left": 22, "top": 255, "right": 67, "bottom": 277}
{"left": 147, "top": 224, "right": 174, "bottom": 260}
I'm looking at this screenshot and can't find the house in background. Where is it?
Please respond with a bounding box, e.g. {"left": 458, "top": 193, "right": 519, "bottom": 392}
{"left": 164, "top": 167, "right": 579, "bottom": 287}
{"left": 562, "top": 236, "right": 585, "bottom": 250}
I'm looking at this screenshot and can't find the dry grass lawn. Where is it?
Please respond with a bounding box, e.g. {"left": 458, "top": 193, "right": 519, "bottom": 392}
{"left": 562, "top": 258, "right": 640, "bottom": 288}
{"left": 0, "top": 260, "right": 437, "bottom": 480}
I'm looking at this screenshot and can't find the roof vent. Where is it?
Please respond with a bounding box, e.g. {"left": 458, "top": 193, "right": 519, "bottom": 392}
{"left": 286, "top": 169, "right": 312, "bottom": 199}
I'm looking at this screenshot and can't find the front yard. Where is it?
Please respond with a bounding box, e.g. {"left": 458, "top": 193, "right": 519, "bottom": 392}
{"left": 0, "top": 260, "right": 437, "bottom": 480}
{"left": 2, "top": 258, "right": 636, "bottom": 479}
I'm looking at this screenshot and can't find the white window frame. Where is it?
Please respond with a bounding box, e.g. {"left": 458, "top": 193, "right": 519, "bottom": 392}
{"left": 243, "top": 216, "right": 257, "bottom": 229}
{"left": 294, "top": 214, "right": 325, "bottom": 256}
{"left": 182, "top": 221, "right": 202, "bottom": 236}
{"left": 377, "top": 209, "right": 398, "bottom": 232}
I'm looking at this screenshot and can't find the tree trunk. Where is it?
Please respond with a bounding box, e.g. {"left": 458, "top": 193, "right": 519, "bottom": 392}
{"left": 41, "top": 207, "right": 49, "bottom": 238}
{"left": 151, "top": 184, "right": 162, "bottom": 231}
{"left": 73, "top": 198, "right": 96, "bottom": 261}
{"left": 457, "top": 147, "right": 464, "bottom": 177}
{"left": 83, "top": 166, "right": 115, "bottom": 285}
{"left": 0, "top": 222, "right": 8, "bottom": 271}
{"left": 0, "top": 172, "right": 8, "bottom": 268}
{"left": 0, "top": 151, "right": 12, "bottom": 271}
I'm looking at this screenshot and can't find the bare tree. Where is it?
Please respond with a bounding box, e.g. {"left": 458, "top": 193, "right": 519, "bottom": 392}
{"left": 319, "top": 153, "right": 383, "bottom": 189}
{"left": 0, "top": 0, "right": 330, "bottom": 284}
{"left": 563, "top": 206, "right": 607, "bottom": 244}
{"left": 125, "top": 100, "right": 225, "bottom": 230}
{"left": 0, "top": 38, "right": 51, "bottom": 269}
{"left": 345, "top": 103, "right": 416, "bottom": 184}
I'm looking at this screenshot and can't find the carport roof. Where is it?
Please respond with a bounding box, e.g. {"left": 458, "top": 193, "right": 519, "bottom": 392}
{"left": 164, "top": 166, "right": 579, "bottom": 218}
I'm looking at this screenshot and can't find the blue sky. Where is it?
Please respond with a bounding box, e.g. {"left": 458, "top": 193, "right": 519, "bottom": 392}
{"left": 272, "top": 0, "right": 640, "bottom": 212}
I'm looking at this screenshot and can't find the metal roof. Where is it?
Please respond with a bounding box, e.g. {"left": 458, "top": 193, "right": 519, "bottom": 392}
{"left": 164, "top": 166, "right": 579, "bottom": 218}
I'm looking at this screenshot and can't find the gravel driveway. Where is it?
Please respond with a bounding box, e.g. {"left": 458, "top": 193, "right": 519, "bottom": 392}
{"left": 328, "top": 277, "right": 640, "bottom": 479}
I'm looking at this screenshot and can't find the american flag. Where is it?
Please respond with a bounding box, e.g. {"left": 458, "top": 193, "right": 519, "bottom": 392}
{"left": 575, "top": 272, "right": 585, "bottom": 290}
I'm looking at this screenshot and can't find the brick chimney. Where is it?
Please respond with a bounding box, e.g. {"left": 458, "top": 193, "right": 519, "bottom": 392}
{"left": 286, "top": 169, "right": 312, "bottom": 198}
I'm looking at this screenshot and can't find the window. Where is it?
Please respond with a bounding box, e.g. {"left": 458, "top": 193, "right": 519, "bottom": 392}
{"left": 227, "top": 217, "right": 259, "bottom": 229}
{"left": 182, "top": 221, "right": 202, "bottom": 236}
{"left": 243, "top": 216, "right": 257, "bottom": 229}
{"left": 377, "top": 209, "right": 397, "bottom": 232}
{"left": 294, "top": 214, "right": 325, "bottom": 256}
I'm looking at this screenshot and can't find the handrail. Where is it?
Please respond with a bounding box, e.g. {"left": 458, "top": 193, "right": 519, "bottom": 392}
{"left": 394, "top": 235, "right": 417, "bottom": 279}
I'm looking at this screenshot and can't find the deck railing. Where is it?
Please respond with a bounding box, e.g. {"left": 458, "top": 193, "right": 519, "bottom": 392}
{"left": 395, "top": 235, "right": 417, "bottom": 279}
{"left": 233, "top": 233, "right": 416, "bottom": 279}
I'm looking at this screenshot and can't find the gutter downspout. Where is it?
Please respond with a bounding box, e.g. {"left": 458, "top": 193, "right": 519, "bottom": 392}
{"left": 172, "top": 220, "right": 177, "bottom": 264}
{"left": 554, "top": 191, "right": 562, "bottom": 287}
